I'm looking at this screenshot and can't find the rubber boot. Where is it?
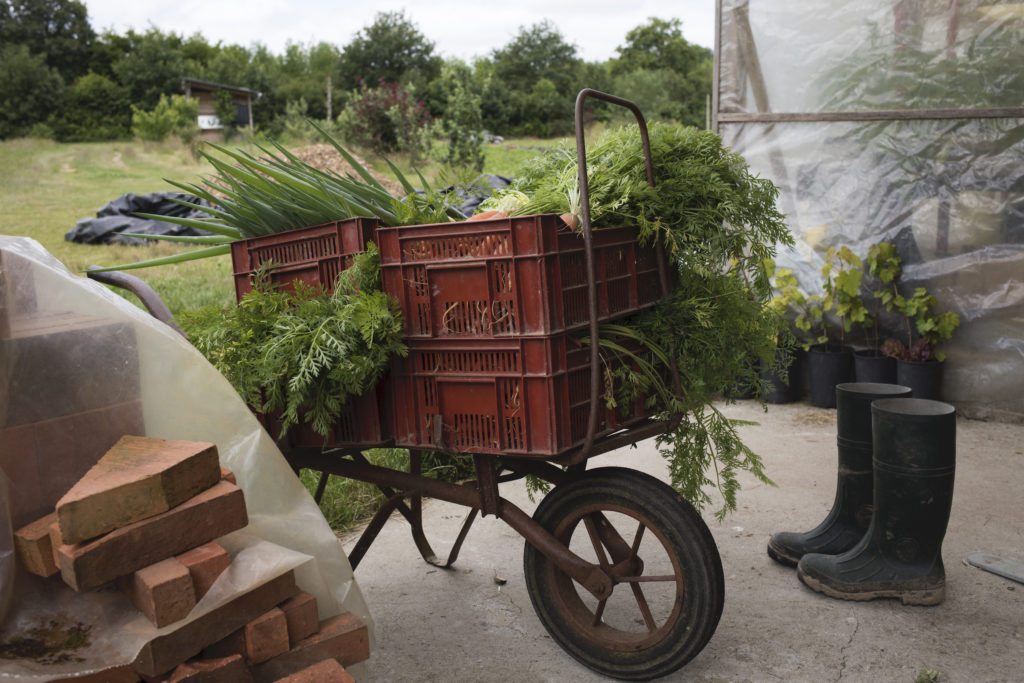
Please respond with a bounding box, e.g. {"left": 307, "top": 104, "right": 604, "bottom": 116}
{"left": 767, "top": 383, "right": 911, "bottom": 567}
{"left": 797, "top": 398, "right": 956, "bottom": 605}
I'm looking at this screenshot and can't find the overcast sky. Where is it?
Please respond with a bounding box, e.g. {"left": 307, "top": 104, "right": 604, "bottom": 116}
{"left": 83, "top": 1, "right": 716, "bottom": 63}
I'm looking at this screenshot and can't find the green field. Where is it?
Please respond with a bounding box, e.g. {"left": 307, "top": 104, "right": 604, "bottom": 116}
{"left": 0, "top": 135, "right": 561, "bottom": 315}
{"left": 0, "top": 134, "right": 559, "bottom": 530}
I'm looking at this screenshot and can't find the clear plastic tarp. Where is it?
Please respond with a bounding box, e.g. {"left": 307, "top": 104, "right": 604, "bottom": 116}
{"left": 0, "top": 237, "right": 370, "bottom": 679}
{"left": 716, "top": 0, "right": 1024, "bottom": 419}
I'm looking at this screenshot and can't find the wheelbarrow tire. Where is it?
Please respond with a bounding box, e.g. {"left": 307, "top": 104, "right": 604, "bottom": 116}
{"left": 523, "top": 467, "right": 723, "bottom": 680}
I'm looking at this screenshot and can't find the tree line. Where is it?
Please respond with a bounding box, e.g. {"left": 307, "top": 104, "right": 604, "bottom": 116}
{"left": 0, "top": 0, "right": 712, "bottom": 162}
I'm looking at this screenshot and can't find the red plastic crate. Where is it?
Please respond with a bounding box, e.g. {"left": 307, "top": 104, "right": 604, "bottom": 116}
{"left": 230, "top": 217, "right": 378, "bottom": 302}
{"left": 390, "top": 335, "right": 654, "bottom": 457}
{"left": 376, "top": 214, "right": 665, "bottom": 338}
{"left": 254, "top": 383, "right": 391, "bottom": 450}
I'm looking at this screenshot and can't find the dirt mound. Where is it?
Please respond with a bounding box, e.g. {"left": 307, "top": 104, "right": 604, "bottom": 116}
{"left": 292, "top": 144, "right": 405, "bottom": 198}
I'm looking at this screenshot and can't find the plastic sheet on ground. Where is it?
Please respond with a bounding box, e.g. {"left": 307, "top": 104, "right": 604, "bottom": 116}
{"left": 716, "top": 0, "right": 1024, "bottom": 419}
{"left": 64, "top": 192, "right": 215, "bottom": 246}
{"left": 0, "top": 236, "right": 370, "bottom": 679}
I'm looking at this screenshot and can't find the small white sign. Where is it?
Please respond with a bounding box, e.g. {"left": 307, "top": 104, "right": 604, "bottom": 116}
{"left": 197, "top": 115, "right": 222, "bottom": 130}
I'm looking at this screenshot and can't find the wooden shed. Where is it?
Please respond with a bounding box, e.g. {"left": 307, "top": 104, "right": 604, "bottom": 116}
{"left": 181, "top": 78, "right": 262, "bottom": 141}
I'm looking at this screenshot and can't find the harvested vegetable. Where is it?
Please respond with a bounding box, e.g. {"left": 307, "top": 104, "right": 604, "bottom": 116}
{"left": 180, "top": 245, "right": 406, "bottom": 438}
{"left": 514, "top": 122, "right": 794, "bottom": 518}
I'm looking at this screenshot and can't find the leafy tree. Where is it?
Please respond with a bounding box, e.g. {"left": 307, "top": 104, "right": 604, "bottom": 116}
{"left": 488, "top": 20, "right": 583, "bottom": 135}
{"left": 610, "top": 18, "right": 712, "bottom": 127}
{"left": 110, "top": 28, "right": 187, "bottom": 110}
{"left": 50, "top": 71, "right": 130, "bottom": 141}
{"left": 337, "top": 10, "right": 441, "bottom": 91}
{"left": 0, "top": 43, "right": 63, "bottom": 138}
{"left": 433, "top": 60, "right": 484, "bottom": 171}
{"left": 0, "top": 0, "right": 94, "bottom": 80}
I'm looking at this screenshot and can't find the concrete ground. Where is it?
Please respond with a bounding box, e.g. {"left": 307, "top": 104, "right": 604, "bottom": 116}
{"left": 341, "top": 400, "right": 1023, "bottom": 682}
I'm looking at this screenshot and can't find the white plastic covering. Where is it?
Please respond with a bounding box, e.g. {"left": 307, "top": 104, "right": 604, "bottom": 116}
{"left": 0, "top": 237, "right": 370, "bottom": 679}
{"left": 717, "top": 0, "right": 1024, "bottom": 419}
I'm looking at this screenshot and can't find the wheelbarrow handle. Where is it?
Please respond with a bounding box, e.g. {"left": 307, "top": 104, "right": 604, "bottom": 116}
{"left": 87, "top": 266, "right": 188, "bottom": 339}
{"left": 573, "top": 89, "right": 682, "bottom": 461}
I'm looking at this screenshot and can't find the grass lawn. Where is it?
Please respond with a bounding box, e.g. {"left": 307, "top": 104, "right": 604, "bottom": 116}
{"left": 0, "top": 133, "right": 559, "bottom": 531}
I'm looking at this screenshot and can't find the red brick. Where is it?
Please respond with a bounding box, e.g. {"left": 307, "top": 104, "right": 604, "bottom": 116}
{"left": 273, "top": 658, "right": 354, "bottom": 683}
{"left": 118, "top": 558, "right": 197, "bottom": 628}
{"left": 205, "top": 608, "right": 289, "bottom": 666}
{"left": 50, "top": 664, "right": 141, "bottom": 682}
{"left": 177, "top": 542, "right": 230, "bottom": 600}
{"left": 13, "top": 512, "right": 59, "bottom": 577}
{"left": 220, "top": 468, "right": 236, "bottom": 485}
{"left": 250, "top": 614, "right": 368, "bottom": 683}
{"left": 245, "top": 608, "right": 290, "bottom": 665}
{"left": 57, "top": 435, "right": 221, "bottom": 544}
{"left": 58, "top": 480, "right": 248, "bottom": 592}
{"left": 133, "top": 570, "right": 298, "bottom": 678}
{"left": 166, "top": 654, "right": 253, "bottom": 683}
{"left": 202, "top": 626, "right": 247, "bottom": 661}
{"left": 279, "top": 592, "right": 319, "bottom": 645}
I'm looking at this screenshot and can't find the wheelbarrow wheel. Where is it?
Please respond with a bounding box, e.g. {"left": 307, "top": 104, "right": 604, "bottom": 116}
{"left": 523, "top": 467, "right": 724, "bottom": 680}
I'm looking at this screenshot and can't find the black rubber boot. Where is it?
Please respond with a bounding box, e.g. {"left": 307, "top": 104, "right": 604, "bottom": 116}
{"left": 767, "top": 383, "right": 911, "bottom": 567}
{"left": 797, "top": 398, "right": 956, "bottom": 605}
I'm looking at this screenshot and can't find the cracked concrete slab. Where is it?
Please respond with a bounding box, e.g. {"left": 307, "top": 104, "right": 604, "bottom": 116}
{"left": 342, "top": 400, "right": 1023, "bottom": 682}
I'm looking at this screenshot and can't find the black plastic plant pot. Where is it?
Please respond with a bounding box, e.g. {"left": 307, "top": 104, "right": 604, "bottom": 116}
{"left": 853, "top": 349, "right": 897, "bottom": 384}
{"left": 807, "top": 345, "right": 854, "bottom": 408}
{"left": 760, "top": 351, "right": 802, "bottom": 404}
{"left": 896, "top": 358, "right": 944, "bottom": 401}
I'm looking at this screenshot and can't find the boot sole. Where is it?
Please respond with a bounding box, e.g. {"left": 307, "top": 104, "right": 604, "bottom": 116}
{"left": 766, "top": 541, "right": 800, "bottom": 568}
{"left": 798, "top": 570, "right": 945, "bottom": 606}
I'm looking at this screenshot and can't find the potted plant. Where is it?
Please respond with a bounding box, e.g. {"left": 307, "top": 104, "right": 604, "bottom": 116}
{"left": 802, "top": 246, "right": 863, "bottom": 408}
{"left": 761, "top": 265, "right": 804, "bottom": 403}
{"left": 855, "top": 241, "right": 901, "bottom": 383}
{"left": 882, "top": 287, "right": 960, "bottom": 400}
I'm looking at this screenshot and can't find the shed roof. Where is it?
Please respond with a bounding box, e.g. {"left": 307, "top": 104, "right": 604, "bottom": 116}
{"left": 181, "top": 77, "right": 262, "bottom": 99}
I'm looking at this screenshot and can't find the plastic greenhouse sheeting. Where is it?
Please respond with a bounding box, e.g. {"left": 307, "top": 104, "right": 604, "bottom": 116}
{"left": 0, "top": 237, "right": 370, "bottom": 679}
{"left": 716, "top": 0, "right": 1024, "bottom": 419}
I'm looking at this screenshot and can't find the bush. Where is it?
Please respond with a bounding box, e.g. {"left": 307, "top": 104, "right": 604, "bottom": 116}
{"left": 336, "top": 80, "right": 430, "bottom": 158}
{"left": 50, "top": 72, "right": 131, "bottom": 142}
{"left": 433, "top": 61, "right": 484, "bottom": 171}
{"left": 132, "top": 94, "right": 199, "bottom": 142}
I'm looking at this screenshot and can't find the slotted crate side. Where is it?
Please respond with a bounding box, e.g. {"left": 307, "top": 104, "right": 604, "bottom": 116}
{"left": 389, "top": 335, "right": 651, "bottom": 457}
{"left": 377, "top": 214, "right": 665, "bottom": 339}
{"left": 230, "top": 217, "right": 378, "bottom": 302}
{"left": 254, "top": 385, "right": 390, "bottom": 450}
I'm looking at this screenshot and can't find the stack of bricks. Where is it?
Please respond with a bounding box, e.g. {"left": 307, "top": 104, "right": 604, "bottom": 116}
{"left": 12, "top": 435, "right": 368, "bottom": 681}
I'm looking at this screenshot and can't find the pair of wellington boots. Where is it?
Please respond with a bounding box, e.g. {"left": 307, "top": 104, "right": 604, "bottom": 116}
{"left": 768, "top": 383, "right": 957, "bottom": 606}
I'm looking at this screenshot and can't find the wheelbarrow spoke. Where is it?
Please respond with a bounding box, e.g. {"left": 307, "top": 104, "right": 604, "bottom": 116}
{"left": 630, "top": 582, "right": 658, "bottom": 632}
{"left": 583, "top": 515, "right": 611, "bottom": 569}
{"left": 592, "top": 597, "right": 608, "bottom": 627}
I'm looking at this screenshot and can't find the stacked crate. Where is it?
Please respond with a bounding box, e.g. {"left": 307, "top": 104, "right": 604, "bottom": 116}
{"left": 230, "top": 218, "right": 389, "bottom": 449}
{"left": 377, "top": 214, "right": 665, "bottom": 456}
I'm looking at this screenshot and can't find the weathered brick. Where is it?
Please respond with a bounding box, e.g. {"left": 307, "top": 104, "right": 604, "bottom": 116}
{"left": 13, "top": 512, "right": 59, "bottom": 577}
{"left": 250, "top": 614, "right": 369, "bottom": 683}
{"left": 245, "top": 608, "right": 290, "bottom": 665}
{"left": 177, "top": 542, "right": 230, "bottom": 600}
{"left": 165, "top": 654, "right": 253, "bottom": 683}
{"left": 205, "top": 608, "right": 289, "bottom": 666}
{"left": 279, "top": 592, "right": 319, "bottom": 645}
{"left": 57, "top": 435, "right": 221, "bottom": 544}
{"left": 132, "top": 570, "right": 298, "bottom": 678}
{"left": 273, "top": 658, "right": 354, "bottom": 683}
{"left": 58, "top": 480, "right": 248, "bottom": 592}
{"left": 50, "top": 664, "right": 141, "bottom": 682}
{"left": 118, "top": 558, "right": 197, "bottom": 628}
